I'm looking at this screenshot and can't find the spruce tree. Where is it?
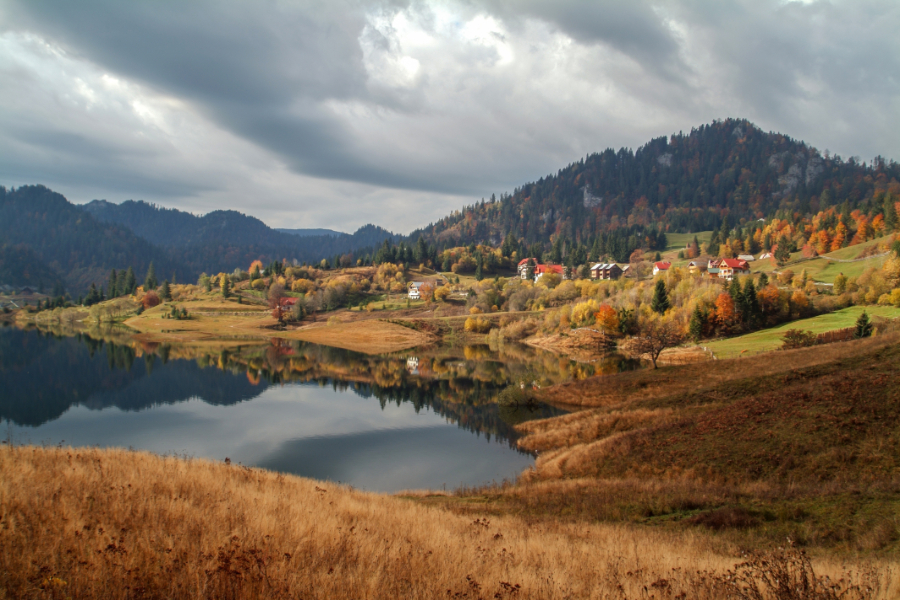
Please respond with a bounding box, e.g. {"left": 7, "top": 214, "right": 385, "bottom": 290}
{"left": 742, "top": 278, "right": 761, "bottom": 328}
{"left": 108, "top": 269, "right": 118, "bottom": 299}
{"left": 651, "top": 279, "right": 670, "bottom": 314}
{"left": 854, "top": 311, "right": 873, "bottom": 338}
{"left": 124, "top": 267, "right": 136, "bottom": 295}
{"left": 145, "top": 262, "right": 157, "bottom": 290}
{"left": 221, "top": 276, "right": 232, "bottom": 298}
{"left": 689, "top": 305, "right": 704, "bottom": 341}
{"left": 757, "top": 272, "right": 769, "bottom": 288}
{"left": 475, "top": 252, "right": 484, "bottom": 281}
{"left": 885, "top": 194, "right": 897, "bottom": 232}
{"left": 160, "top": 280, "right": 171, "bottom": 301}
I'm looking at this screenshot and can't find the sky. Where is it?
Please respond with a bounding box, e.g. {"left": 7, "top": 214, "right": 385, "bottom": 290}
{"left": 1, "top": 0, "right": 898, "bottom": 234}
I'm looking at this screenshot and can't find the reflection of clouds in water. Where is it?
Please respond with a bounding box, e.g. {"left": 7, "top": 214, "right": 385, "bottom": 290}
{"left": 12, "top": 383, "right": 533, "bottom": 492}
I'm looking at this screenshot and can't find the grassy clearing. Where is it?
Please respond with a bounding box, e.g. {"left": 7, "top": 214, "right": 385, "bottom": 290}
{"left": 1, "top": 445, "right": 892, "bottom": 599}
{"left": 705, "top": 306, "right": 900, "bottom": 357}
{"left": 753, "top": 235, "right": 892, "bottom": 283}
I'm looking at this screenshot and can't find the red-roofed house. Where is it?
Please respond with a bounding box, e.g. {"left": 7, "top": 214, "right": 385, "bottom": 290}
{"left": 534, "top": 264, "right": 566, "bottom": 283}
{"left": 517, "top": 258, "right": 538, "bottom": 280}
{"left": 718, "top": 258, "right": 750, "bottom": 281}
{"left": 652, "top": 262, "right": 672, "bottom": 276}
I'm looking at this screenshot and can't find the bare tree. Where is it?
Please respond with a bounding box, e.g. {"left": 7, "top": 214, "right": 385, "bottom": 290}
{"left": 628, "top": 320, "right": 685, "bottom": 369}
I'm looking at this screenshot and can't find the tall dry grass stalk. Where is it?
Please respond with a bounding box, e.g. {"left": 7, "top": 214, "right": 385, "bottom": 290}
{"left": 1, "top": 446, "right": 890, "bottom": 599}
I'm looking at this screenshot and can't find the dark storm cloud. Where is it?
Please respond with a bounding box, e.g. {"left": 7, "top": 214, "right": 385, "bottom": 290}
{"left": 0, "top": 0, "right": 898, "bottom": 230}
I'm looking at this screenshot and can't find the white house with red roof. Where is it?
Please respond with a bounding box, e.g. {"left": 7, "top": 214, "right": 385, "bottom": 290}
{"left": 517, "top": 258, "right": 538, "bottom": 280}
{"left": 652, "top": 261, "right": 672, "bottom": 276}
{"left": 533, "top": 263, "right": 566, "bottom": 283}
{"left": 718, "top": 258, "right": 750, "bottom": 281}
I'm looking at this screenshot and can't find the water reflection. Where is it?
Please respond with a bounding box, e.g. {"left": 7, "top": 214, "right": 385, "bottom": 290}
{"left": 0, "top": 326, "right": 639, "bottom": 491}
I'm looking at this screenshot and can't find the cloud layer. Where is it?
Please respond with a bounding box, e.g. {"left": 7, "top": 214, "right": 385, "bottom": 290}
{"left": 1, "top": 0, "right": 898, "bottom": 232}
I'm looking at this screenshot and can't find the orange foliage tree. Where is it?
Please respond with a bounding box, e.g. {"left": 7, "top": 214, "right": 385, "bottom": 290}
{"left": 594, "top": 305, "right": 619, "bottom": 334}
{"left": 715, "top": 292, "right": 736, "bottom": 330}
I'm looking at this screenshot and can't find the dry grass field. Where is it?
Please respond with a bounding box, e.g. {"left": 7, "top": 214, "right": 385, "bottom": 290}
{"left": 287, "top": 319, "right": 435, "bottom": 354}
{"left": 482, "top": 333, "right": 900, "bottom": 551}
{"left": 0, "top": 446, "right": 892, "bottom": 599}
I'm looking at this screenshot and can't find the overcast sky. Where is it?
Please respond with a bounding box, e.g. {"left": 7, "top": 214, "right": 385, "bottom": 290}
{"left": 1, "top": 0, "right": 898, "bottom": 233}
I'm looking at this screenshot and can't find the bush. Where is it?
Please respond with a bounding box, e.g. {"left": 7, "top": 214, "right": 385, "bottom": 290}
{"left": 142, "top": 291, "right": 161, "bottom": 309}
{"left": 464, "top": 316, "right": 494, "bottom": 333}
{"left": 251, "top": 279, "right": 266, "bottom": 291}
{"left": 499, "top": 318, "right": 538, "bottom": 341}
{"left": 781, "top": 329, "right": 817, "bottom": 349}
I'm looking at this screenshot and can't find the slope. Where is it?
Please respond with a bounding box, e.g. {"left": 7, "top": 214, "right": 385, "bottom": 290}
{"left": 0, "top": 186, "right": 185, "bottom": 293}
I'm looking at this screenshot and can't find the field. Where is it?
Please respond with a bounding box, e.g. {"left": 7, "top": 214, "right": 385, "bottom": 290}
{"left": 753, "top": 235, "right": 892, "bottom": 283}
{"left": 1, "top": 445, "right": 893, "bottom": 599}
{"left": 704, "top": 305, "right": 900, "bottom": 358}
{"left": 484, "top": 333, "right": 900, "bottom": 552}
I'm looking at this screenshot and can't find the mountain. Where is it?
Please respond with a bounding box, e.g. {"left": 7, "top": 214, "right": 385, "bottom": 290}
{"left": 411, "top": 118, "right": 899, "bottom": 251}
{"left": 277, "top": 228, "right": 343, "bottom": 237}
{"left": 81, "top": 199, "right": 398, "bottom": 273}
{"left": 0, "top": 185, "right": 185, "bottom": 294}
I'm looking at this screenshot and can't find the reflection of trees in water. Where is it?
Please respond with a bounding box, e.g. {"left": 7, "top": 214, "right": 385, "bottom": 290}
{"left": 3, "top": 327, "right": 634, "bottom": 440}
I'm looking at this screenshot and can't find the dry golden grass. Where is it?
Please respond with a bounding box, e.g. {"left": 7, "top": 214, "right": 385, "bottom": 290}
{"left": 1, "top": 446, "right": 892, "bottom": 599}
{"left": 539, "top": 333, "right": 900, "bottom": 408}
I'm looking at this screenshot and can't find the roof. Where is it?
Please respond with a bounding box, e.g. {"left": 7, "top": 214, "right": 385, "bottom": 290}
{"left": 518, "top": 258, "right": 537, "bottom": 266}
{"left": 654, "top": 262, "right": 672, "bottom": 270}
{"left": 408, "top": 281, "right": 426, "bottom": 288}
{"left": 720, "top": 258, "right": 749, "bottom": 269}
{"left": 590, "top": 263, "right": 620, "bottom": 270}
{"left": 279, "top": 297, "right": 298, "bottom": 306}
{"left": 535, "top": 264, "right": 564, "bottom": 275}
{"left": 708, "top": 268, "right": 720, "bottom": 274}
{"left": 737, "top": 254, "right": 756, "bottom": 261}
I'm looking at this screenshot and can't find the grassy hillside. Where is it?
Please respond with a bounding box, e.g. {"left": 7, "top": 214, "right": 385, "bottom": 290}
{"left": 499, "top": 333, "right": 900, "bottom": 551}
{"left": 6, "top": 446, "right": 890, "bottom": 599}
{"left": 705, "top": 306, "right": 900, "bottom": 357}
{"left": 753, "top": 235, "right": 893, "bottom": 283}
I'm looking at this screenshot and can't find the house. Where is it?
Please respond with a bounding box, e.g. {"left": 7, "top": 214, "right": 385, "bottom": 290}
{"left": 533, "top": 264, "right": 565, "bottom": 283}
{"left": 718, "top": 258, "right": 750, "bottom": 281}
{"left": 687, "top": 261, "right": 707, "bottom": 276}
{"left": 652, "top": 262, "right": 672, "bottom": 276}
{"left": 279, "top": 297, "right": 298, "bottom": 307}
{"left": 758, "top": 252, "right": 773, "bottom": 260}
{"left": 707, "top": 258, "right": 722, "bottom": 270}
{"left": 407, "top": 281, "right": 425, "bottom": 300}
{"left": 737, "top": 254, "right": 756, "bottom": 262}
{"left": 707, "top": 267, "right": 721, "bottom": 279}
{"left": 517, "top": 258, "right": 537, "bottom": 280}
{"left": 590, "top": 263, "right": 624, "bottom": 280}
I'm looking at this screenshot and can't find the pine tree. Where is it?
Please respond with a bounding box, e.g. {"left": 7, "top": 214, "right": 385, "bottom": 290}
{"left": 108, "top": 269, "right": 118, "bottom": 299}
{"left": 160, "top": 280, "right": 171, "bottom": 301}
{"left": 757, "top": 272, "right": 769, "bottom": 288}
{"left": 854, "top": 311, "right": 873, "bottom": 338}
{"left": 651, "top": 279, "right": 670, "bottom": 314}
{"left": 475, "top": 252, "right": 484, "bottom": 281}
{"left": 689, "top": 305, "right": 704, "bottom": 341}
{"left": 221, "top": 275, "right": 232, "bottom": 298}
{"left": 124, "top": 267, "right": 136, "bottom": 295}
{"left": 885, "top": 194, "right": 898, "bottom": 232}
{"left": 742, "top": 278, "right": 761, "bottom": 328}
{"left": 145, "top": 261, "right": 157, "bottom": 290}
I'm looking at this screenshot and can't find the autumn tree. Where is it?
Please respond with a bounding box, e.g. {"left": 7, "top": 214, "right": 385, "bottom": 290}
{"left": 628, "top": 319, "right": 685, "bottom": 369}
{"left": 268, "top": 282, "right": 286, "bottom": 323}
{"left": 142, "top": 291, "right": 161, "bottom": 309}
{"left": 715, "top": 292, "right": 736, "bottom": 331}
{"left": 594, "top": 304, "right": 619, "bottom": 334}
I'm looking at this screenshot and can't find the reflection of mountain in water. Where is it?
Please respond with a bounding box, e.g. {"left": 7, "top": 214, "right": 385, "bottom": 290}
{"left": 0, "top": 328, "right": 267, "bottom": 427}
{"left": 1, "top": 328, "right": 576, "bottom": 447}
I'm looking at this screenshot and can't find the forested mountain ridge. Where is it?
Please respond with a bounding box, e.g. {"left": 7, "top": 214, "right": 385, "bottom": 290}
{"left": 81, "top": 199, "right": 399, "bottom": 273}
{"left": 0, "top": 186, "right": 184, "bottom": 293}
{"left": 410, "top": 118, "right": 900, "bottom": 252}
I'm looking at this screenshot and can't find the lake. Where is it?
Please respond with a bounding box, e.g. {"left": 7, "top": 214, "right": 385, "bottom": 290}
{"left": 0, "top": 325, "right": 639, "bottom": 492}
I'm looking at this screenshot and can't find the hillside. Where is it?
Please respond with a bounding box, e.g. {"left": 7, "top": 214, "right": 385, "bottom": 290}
{"left": 497, "top": 334, "right": 900, "bottom": 549}
{"left": 411, "top": 118, "right": 899, "bottom": 261}
{"left": 0, "top": 186, "right": 184, "bottom": 293}
{"left": 82, "top": 199, "right": 398, "bottom": 273}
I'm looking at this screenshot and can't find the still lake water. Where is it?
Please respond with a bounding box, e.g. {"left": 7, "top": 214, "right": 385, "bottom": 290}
{"left": 0, "top": 325, "right": 638, "bottom": 491}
